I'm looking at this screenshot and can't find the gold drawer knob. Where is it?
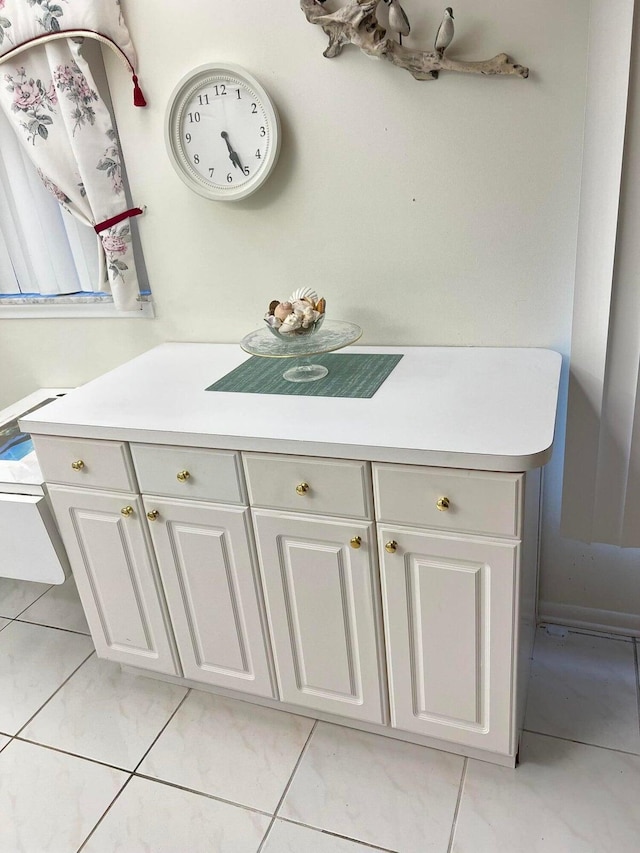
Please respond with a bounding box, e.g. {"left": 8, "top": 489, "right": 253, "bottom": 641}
{"left": 350, "top": 536, "right": 362, "bottom": 549}
{"left": 121, "top": 506, "right": 134, "bottom": 517}
{"left": 71, "top": 460, "right": 85, "bottom": 471}
{"left": 436, "top": 497, "right": 450, "bottom": 512}
{"left": 146, "top": 510, "right": 159, "bottom": 521}
{"left": 296, "top": 482, "right": 309, "bottom": 496}
{"left": 385, "top": 540, "right": 398, "bottom": 554}
{"left": 177, "top": 470, "right": 191, "bottom": 482}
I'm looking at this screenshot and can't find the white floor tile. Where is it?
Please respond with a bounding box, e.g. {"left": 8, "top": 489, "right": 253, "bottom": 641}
{"left": 22, "top": 654, "right": 188, "bottom": 769}
{"left": 280, "top": 722, "right": 463, "bottom": 853}
{"left": 0, "top": 617, "right": 9, "bottom": 631}
{"left": 0, "top": 739, "right": 127, "bottom": 853}
{"left": 452, "top": 731, "right": 640, "bottom": 853}
{"left": 0, "top": 620, "right": 93, "bottom": 734}
{"left": 138, "top": 690, "right": 314, "bottom": 814}
{"left": 0, "top": 734, "right": 10, "bottom": 751}
{"left": 0, "top": 577, "right": 51, "bottom": 618}
{"left": 263, "top": 820, "right": 386, "bottom": 852}
{"left": 82, "top": 776, "right": 270, "bottom": 853}
{"left": 525, "top": 628, "right": 640, "bottom": 753}
{"left": 20, "top": 576, "right": 90, "bottom": 634}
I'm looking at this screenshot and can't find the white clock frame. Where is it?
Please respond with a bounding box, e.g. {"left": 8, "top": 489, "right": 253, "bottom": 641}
{"left": 165, "top": 63, "right": 281, "bottom": 202}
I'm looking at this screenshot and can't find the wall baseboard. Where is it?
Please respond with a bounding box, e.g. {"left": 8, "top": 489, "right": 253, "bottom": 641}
{"left": 539, "top": 601, "right": 640, "bottom": 638}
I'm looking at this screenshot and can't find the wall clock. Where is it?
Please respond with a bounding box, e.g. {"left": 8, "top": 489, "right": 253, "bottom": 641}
{"left": 165, "top": 63, "right": 281, "bottom": 202}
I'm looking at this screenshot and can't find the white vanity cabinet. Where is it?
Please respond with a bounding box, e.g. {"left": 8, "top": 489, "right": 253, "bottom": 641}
{"left": 374, "top": 464, "right": 532, "bottom": 756}
{"left": 32, "top": 435, "right": 179, "bottom": 675}
{"left": 142, "top": 496, "right": 275, "bottom": 698}
{"left": 46, "top": 484, "right": 180, "bottom": 676}
{"left": 21, "top": 343, "right": 562, "bottom": 767}
{"left": 245, "top": 453, "right": 386, "bottom": 724}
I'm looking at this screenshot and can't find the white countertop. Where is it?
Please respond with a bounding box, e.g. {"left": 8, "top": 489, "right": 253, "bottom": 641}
{"left": 20, "top": 344, "right": 562, "bottom": 472}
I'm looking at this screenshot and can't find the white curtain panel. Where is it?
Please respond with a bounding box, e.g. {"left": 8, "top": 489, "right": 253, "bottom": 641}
{"left": 0, "top": 37, "right": 140, "bottom": 309}
{"left": 0, "top": 105, "right": 97, "bottom": 295}
{"left": 561, "top": 0, "right": 640, "bottom": 547}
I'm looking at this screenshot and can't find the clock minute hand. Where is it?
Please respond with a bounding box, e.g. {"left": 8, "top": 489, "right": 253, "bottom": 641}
{"left": 221, "top": 131, "right": 243, "bottom": 171}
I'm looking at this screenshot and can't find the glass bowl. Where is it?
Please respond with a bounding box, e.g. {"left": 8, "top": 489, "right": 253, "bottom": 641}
{"left": 265, "top": 314, "right": 325, "bottom": 339}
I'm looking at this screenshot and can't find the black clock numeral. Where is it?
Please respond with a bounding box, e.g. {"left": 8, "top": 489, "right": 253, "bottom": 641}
{"left": 209, "top": 168, "right": 215, "bottom": 177}
{"left": 227, "top": 173, "right": 233, "bottom": 183}
{"left": 251, "top": 103, "right": 258, "bottom": 114}
{"left": 187, "top": 112, "right": 201, "bottom": 123}
{"left": 198, "top": 94, "right": 209, "bottom": 106}
{"left": 214, "top": 84, "right": 227, "bottom": 96}
{"left": 185, "top": 133, "right": 192, "bottom": 143}
{"left": 236, "top": 88, "right": 242, "bottom": 100}
{"left": 255, "top": 149, "right": 262, "bottom": 159}
{"left": 259, "top": 126, "right": 266, "bottom": 137}
{"left": 243, "top": 166, "right": 250, "bottom": 176}
{"left": 193, "top": 154, "right": 200, "bottom": 164}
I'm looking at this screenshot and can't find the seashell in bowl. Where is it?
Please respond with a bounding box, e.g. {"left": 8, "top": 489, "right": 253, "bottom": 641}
{"left": 264, "top": 290, "right": 326, "bottom": 338}
{"left": 289, "top": 286, "right": 318, "bottom": 305}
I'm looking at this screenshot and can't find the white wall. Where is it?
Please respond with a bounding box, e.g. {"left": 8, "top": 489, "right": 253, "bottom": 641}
{"left": 4, "top": 1, "right": 616, "bottom": 624}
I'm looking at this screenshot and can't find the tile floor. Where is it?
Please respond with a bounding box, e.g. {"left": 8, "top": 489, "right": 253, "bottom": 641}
{"left": 1, "top": 576, "right": 639, "bottom": 852}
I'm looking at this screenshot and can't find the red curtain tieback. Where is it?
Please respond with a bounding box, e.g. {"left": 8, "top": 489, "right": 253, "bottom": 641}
{"left": 94, "top": 207, "right": 144, "bottom": 233}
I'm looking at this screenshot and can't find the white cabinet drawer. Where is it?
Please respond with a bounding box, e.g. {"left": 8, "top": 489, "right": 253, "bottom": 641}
{"left": 31, "top": 435, "right": 136, "bottom": 492}
{"left": 131, "top": 444, "right": 245, "bottom": 504}
{"left": 373, "top": 463, "right": 523, "bottom": 537}
{"left": 243, "top": 453, "right": 373, "bottom": 520}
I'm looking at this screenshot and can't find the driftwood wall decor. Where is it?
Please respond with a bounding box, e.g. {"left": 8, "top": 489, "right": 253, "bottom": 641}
{"left": 300, "top": 1, "right": 529, "bottom": 82}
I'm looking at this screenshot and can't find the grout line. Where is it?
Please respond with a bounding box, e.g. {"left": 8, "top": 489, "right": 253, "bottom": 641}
{"left": 131, "top": 688, "right": 191, "bottom": 775}
{"left": 132, "top": 771, "right": 273, "bottom": 818}
{"left": 274, "top": 817, "right": 400, "bottom": 852}
{"left": 10, "top": 585, "right": 55, "bottom": 620}
{"left": 76, "top": 686, "right": 191, "bottom": 853}
{"left": 13, "top": 735, "right": 131, "bottom": 774}
{"left": 522, "top": 728, "right": 640, "bottom": 758}
{"left": 76, "top": 773, "right": 134, "bottom": 853}
{"left": 256, "top": 719, "right": 318, "bottom": 853}
{"left": 447, "top": 757, "right": 467, "bottom": 853}
{"left": 538, "top": 623, "right": 635, "bottom": 643}
{"left": 12, "top": 617, "right": 92, "bottom": 637}
{"left": 14, "top": 649, "right": 96, "bottom": 738}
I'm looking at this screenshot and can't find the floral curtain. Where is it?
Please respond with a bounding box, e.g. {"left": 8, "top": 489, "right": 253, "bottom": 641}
{"left": 0, "top": 0, "right": 145, "bottom": 311}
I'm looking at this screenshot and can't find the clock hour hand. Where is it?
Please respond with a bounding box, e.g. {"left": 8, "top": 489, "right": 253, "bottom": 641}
{"left": 221, "top": 131, "right": 244, "bottom": 171}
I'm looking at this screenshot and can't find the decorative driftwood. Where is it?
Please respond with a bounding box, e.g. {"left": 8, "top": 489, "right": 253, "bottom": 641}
{"left": 300, "top": 0, "right": 529, "bottom": 81}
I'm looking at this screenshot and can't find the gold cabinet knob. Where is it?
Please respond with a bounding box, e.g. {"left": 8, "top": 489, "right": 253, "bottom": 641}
{"left": 436, "top": 497, "right": 450, "bottom": 512}
{"left": 350, "top": 536, "right": 362, "bottom": 549}
{"left": 385, "top": 540, "right": 398, "bottom": 554}
{"left": 121, "top": 506, "right": 134, "bottom": 517}
{"left": 296, "top": 482, "right": 309, "bottom": 496}
{"left": 177, "top": 470, "right": 191, "bottom": 482}
{"left": 71, "top": 460, "right": 85, "bottom": 471}
{"left": 146, "top": 510, "right": 159, "bottom": 521}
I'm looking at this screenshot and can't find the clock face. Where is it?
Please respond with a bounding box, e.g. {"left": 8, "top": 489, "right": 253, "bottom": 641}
{"left": 165, "top": 64, "right": 281, "bottom": 201}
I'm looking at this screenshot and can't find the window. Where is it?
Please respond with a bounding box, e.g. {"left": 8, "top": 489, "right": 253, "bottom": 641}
{"left": 0, "top": 40, "right": 152, "bottom": 319}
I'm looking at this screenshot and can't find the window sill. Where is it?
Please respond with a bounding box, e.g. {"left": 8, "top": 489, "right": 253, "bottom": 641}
{"left": 0, "top": 295, "right": 155, "bottom": 319}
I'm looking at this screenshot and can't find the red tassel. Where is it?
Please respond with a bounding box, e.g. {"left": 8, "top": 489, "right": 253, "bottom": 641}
{"left": 132, "top": 74, "right": 147, "bottom": 107}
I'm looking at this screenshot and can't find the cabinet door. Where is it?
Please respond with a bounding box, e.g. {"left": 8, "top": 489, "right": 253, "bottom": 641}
{"left": 253, "top": 510, "right": 386, "bottom": 724}
{"left": 144, "top": 497, "right": 275, "bottom": 698}
{"left": 48, "top": 485, "right": 179, "bottom": 675}
{"left": 379, "top": 525, "right": 517, "bottom": 755}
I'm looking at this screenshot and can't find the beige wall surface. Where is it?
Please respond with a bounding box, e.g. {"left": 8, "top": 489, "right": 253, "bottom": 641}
{"left": 6, "top": 1, "right": 631, "bottom": 627}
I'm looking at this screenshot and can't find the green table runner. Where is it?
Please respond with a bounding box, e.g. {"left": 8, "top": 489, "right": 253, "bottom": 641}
{"left": 206, "top": 353, "right": 403, "bottom": 398}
